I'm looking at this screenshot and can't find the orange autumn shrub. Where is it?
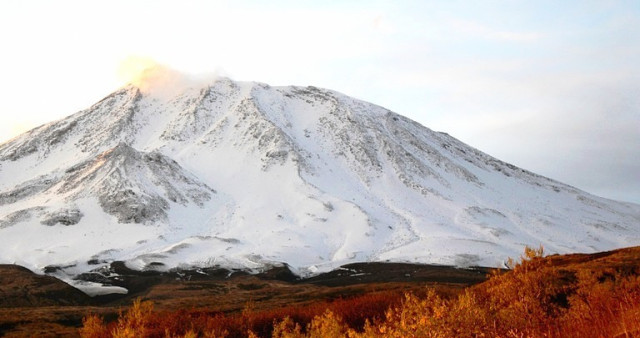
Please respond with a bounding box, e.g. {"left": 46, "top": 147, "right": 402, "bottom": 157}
{"left": 81, "top": 246, "right": 640, "bottom": 337}
{"left": 350, "top": 246, "right": 640, "bottom": 338}
{"left": 80, "top": 290, "right": 404, "bottom": 338}
{"left": 559, "top": 270, "right": 640, "bottom": 337}
{"left": 79, "top": 313, "right": 110, "bottom": 338}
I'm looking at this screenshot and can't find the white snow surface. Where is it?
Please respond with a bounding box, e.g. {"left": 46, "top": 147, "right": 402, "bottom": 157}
{"left": 1, "top": 78, "right": 639, "bottom": 292}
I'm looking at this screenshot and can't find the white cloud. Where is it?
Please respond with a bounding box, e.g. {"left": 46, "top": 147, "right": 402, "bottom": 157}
{"left": 448, "top": 18, "right": 543, "bottom": 42}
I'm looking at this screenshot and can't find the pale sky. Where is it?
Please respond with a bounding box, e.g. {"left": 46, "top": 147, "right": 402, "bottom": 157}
{"left": 1, "top": 0, "right": 639, "bottom": 204}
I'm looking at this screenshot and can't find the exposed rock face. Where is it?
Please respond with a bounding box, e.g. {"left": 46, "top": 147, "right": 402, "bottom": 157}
{"left": 41, "top": 209, "right": 83, "bottom": 226}
{"left": 0, "top": 77, "right": 638, "bottom": 294}
{"left": 59, "top": 143, "right": 215, "bottom": 224}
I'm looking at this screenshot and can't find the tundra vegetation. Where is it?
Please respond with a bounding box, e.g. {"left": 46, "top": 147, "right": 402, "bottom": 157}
{"left": 80, "top": 246, "right": 640, "bottom": 337}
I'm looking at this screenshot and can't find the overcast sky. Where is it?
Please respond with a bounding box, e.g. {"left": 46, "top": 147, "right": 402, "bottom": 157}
{"left": 0, "top": 0, "right": 638, "bottom": 204}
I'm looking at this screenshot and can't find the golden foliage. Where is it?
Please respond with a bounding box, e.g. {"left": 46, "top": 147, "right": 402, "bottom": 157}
{"left": 79, "top": 314, "right": 109, "bottom": 338}
{"left": 271, "top": 316, "right": 303, "bottom": 338}
{"left": 111, "top": 298, "right": 154, "bottom": 338}
{"left": 306, "top": 310, "right": 346, "bottom": 338}
{"left": 81, "top": 246, "right": 640, "bottom": 337}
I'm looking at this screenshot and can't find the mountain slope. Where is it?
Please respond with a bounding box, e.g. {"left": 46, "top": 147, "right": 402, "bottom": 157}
{"left": 1, "top": 77, "right": 638, "bottom": 293}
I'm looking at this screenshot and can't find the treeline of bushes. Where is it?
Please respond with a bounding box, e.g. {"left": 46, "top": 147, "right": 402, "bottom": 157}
{"left": 81, "top": 246, "right": 640, "bottom": 337}
{"left": 80, "top": 290, "right": 407, "bottom": 338}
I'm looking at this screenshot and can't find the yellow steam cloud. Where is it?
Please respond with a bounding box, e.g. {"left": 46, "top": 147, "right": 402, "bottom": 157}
{"left": 117, "top": 56, "right": 185, "bottom": 95}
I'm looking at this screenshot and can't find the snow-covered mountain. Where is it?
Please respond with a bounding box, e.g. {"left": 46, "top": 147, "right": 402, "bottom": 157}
{"left": 1, "top": 77, "right": 639, "bottom": 293}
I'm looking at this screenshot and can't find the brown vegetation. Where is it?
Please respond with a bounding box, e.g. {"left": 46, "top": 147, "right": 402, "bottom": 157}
{"left": 79, "top": 290, "right": 409, "bottom": 338}
{"left": 0, "top": 263, "right": 470, "bottom": 336}
{"left": 79, "top": 246, "right": 640, "bottom": 337}
{"left": 0, "top": 264, "right": 91, "bottom": 307}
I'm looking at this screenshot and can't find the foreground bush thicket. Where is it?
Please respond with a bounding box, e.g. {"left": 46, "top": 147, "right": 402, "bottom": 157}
{"left": 362, "top": 247, "right": 640, "bottom": 337}
{"left": 81, "top": 247, "right": 640, "bottom": 337}
{"left": 80, "top": 290, "right": 405, "bottom": 338}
